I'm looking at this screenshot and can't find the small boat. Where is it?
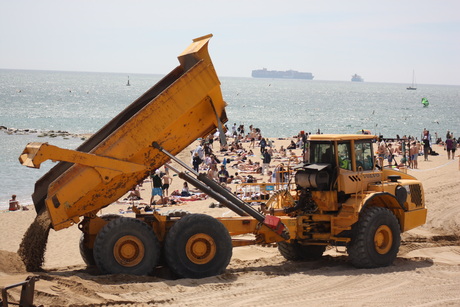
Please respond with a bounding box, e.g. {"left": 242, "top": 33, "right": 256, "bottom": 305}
{"left": 407, "top": 70, "right": 416, "bottom": 90}
{"left": 126, "top": 76, "right": 131, "bottom": 86}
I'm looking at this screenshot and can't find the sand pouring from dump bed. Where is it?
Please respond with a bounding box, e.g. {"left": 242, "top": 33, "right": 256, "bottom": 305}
{"left": 17, "top": 209, "right": 51, "bottom": 271}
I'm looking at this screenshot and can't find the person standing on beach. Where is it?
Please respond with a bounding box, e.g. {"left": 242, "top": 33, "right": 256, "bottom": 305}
{"left": 422, "top": 130, "right": 431, "bottom": 161}
{"left": 231, "top": 123, "right": 237, "bottom": 138}
{"left": 192, "top": 152, "right": 202, "bottom": 172}
{"left": 207, "top": 134, "right": 214, "bottom": 148}
{"left": 445, "top": 135, "right": 453, "bottom": 160}
{"left": 163, "top": 163, "right": 170, "bottom": 176}
{"left": 409, "top": 142, "right": 419, "bottom": 169}
{"left": 203, "top": 143, "right": 212, "bottom": 156}
{"left": 259, "top": 137, "right": 267, "bottom": 154}
{"left": 162, "top": 173, "right": 173, "bottom": 197}
{"left": 237, "top": 124, "right": 245, "bottom": 137}
{"left": 452, "top": 137, "right": 457, "bottom": 160}
{"left": 299, "top": 131, "right": 309, "bottom": 162}
{"left": 262, "top": 148, "right": 272, "bottom": 175}
{"left": 218, "top": 165, "right": 229, "bottom": 183}
{"left": 249, "top": 128, "right": 256, "bottom": 148}
{"left": 150, "top": 170, "right": 164, "bottom": 205}
{"left": 377, "top": 136, "right": 386, "bottom": 168}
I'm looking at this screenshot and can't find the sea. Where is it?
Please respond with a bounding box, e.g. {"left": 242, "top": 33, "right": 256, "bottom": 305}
{"left": 1, "top": 69, "right": 459, "bottom": 210}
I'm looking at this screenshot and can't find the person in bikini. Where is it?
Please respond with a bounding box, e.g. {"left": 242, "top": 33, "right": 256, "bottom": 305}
{"left": 9, "top": 194, "right": 20, "bottom": 211}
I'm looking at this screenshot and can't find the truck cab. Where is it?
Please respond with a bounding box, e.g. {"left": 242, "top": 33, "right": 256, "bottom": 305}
{"left": 307, "top": 134, "right": 382, "bottom": 195}
{"left": 282, "top": 134, "right": 427, "bottom": 268}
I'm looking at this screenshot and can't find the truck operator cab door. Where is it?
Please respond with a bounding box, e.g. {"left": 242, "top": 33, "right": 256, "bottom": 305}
{"left": 354, "top": 141, "right": 374, "bottom": 171}
{"left": 338, "top": 139, "right": 382, "bottom": 194}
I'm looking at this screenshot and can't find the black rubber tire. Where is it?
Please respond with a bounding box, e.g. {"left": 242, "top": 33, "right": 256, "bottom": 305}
{"left": 79, "top": 214, "right": 121, "bottom": 266}
{"left": 278, "top": 241, "right": 326, "bottom": 261}
{"left": 93, "top": 217, "right": 160, "bottom": 275}
{"left": 348, "top": 206, "right": 401, "bottom": 268}
{"left": 164, "top": 214, "right": 232, "bottom": 278}
{"left": 79, "top": 234, "right": 95, "bottom": 266}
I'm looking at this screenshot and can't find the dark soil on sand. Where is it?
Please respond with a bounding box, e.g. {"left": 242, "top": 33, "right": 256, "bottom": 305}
{"left": 17, "top": 210, "right": 51, "bottom": 271}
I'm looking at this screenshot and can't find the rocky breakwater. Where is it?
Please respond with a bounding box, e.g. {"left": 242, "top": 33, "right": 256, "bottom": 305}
{"left": 0, "top": 126, "right": 92, "bottom": 140}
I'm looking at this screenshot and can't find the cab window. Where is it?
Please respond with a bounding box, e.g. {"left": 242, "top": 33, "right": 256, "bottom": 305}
{"left": 337, "top": 142, "right": 351, "bottom": 170}
{"left": 310, "top": 142, "right": 335, "bottom": 165}
{"left": 355, "top": 141, "right": 373, "bottom": 170}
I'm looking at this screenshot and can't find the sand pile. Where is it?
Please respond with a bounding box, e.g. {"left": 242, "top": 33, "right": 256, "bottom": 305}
{"left": 0, "top": 251, "right": 26, "bottom": 273}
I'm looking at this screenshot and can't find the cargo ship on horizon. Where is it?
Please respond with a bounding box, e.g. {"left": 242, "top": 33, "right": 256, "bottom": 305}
{"left": 351, "top": 74, "right": 364, "bottom": 82}
{"left": 252, "top": 68, "right": 314, "bottom": 80}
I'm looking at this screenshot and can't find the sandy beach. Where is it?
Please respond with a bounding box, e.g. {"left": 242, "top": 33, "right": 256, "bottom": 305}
{"left": 1, "top": 136, "right": 459, "bottom": 306}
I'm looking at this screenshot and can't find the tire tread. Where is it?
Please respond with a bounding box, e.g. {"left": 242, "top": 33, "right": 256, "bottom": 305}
{"left": 348, "top": 206, "right": 400, "bottom": 268}
{"left": 93, "top": 217, "right": 160, "bottom": 275}
{"left": 164, "top": 214, "right": 232, "bottom": 278}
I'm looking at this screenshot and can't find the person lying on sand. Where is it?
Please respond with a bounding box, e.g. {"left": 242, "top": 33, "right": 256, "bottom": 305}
{"left": 170, "top": 193, "right": 208, "bottom": 202}
{"left": 289, "top": 151, "right": 300, "bottom": 163}
{"left": 237, "top": 160, "right": 261, "bottom": 172}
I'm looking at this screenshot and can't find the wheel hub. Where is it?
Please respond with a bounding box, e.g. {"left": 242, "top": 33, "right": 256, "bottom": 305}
{"left": 374, "top": 225, "right": 393, "bottom": 254}
{"left": 113, "top": 235, "right": 145, "bottom": 267}
{"left": 185, "top": 234, "right": 216, "bottom": 264}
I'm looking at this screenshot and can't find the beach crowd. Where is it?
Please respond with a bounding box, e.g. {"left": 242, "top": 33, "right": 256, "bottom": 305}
{"left": 376, "top": 128, "right": 458, "bottom": 170}
{"left": 6, "top": 124, "right": 458, "bottom": 211}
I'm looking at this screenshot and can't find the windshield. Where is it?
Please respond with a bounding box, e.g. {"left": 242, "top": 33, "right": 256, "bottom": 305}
{"left": 310, "top": 142, "right": 335, "bottom": 164}
{"left": 355, "top": 141, "right": 374, "bottom": 170}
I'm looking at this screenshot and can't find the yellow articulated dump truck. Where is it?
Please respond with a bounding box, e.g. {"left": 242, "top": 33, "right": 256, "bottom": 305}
{"left": 19, "top": 35, "right": 427, "bottom": 279}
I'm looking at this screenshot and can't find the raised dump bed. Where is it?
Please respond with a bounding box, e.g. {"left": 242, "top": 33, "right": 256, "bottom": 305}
{"left": 20, "top": 34, "right": 227, "bottom": 231}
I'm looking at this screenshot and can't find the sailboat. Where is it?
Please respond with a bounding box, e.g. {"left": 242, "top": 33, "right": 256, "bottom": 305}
{"left": 407, "top": 70, "right": 417, "bottom": 90}
{"left": 126, "top": 76, "right": 131, "bottom": 86}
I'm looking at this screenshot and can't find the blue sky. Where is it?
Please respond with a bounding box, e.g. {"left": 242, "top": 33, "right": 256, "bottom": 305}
{"left": 1, "top": 0, "right": 459, "bottom": 85}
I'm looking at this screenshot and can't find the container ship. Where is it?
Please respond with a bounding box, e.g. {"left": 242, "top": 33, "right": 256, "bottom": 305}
{"left": 252, "top": 68, "right": 314, "bottom": 80}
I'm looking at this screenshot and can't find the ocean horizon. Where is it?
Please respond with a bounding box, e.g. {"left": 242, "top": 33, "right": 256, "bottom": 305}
{"left": 3, "top": 67, "right": 460, "bottom": 87}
